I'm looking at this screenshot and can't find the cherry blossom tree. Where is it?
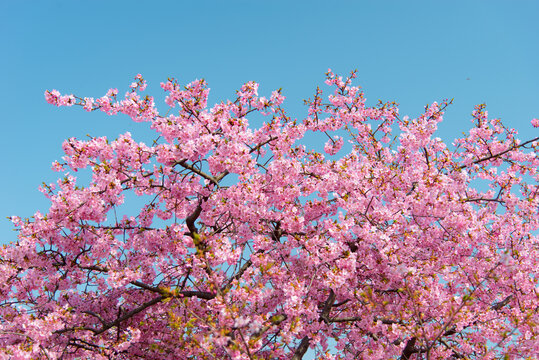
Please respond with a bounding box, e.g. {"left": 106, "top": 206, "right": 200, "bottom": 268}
{"left": 1, "top": 71, "right": 539, "bottom": 359}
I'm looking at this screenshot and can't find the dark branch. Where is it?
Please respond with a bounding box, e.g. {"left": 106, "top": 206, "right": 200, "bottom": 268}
{"left": 400, "top": 337, "right": 417, "bottom": 360}
{"left": 458, "top": 136, "right": 539, "bottom": 170}
{"left": 185, "top": 200, "right": 204, "bottom": 235}
{"left": 221, "top": 258, "right": 253, "bottom": 292}
{"left": 93, "top": 295, "right": 164, "bottom": 335}
{"left": 180, "top": 290, "right": 216, "bottom": 300}
{"left": 55, "top": 295, "right": 165, "bottom": 336}
{"left": 291, "top": 336, "right": 310, "bottom": 360}
{"left": 491, "top": 295, "right": 512, "bottom": 311}
{"left": 319, "top": 289, "right": 336, "bottom": 324}
{"left": 174, "top": 159, "right": 219, "bottom": 186}
{"left": 130, "top": 280, "right": 216, "bottom": 300}
{"left": 248, "top": 136, "right": 277, "bottom": 154}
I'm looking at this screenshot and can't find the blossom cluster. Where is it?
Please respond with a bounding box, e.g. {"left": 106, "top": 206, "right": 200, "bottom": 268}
{"left": 1, "top": 71, "right": 538, "bottom": 359}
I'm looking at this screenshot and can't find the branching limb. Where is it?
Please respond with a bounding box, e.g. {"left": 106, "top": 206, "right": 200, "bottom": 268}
{"left": 458, "top": 136, "right": 539, "bottom": 170}
{"left": 185, "top": 200, "right": 204, "bottom": 235}
{"left": 319, "top": 289, "right": 336, "bottom": 324}
{"left": 174, "top": 159, "right": 220, "bottom": 186}
{"left": 55, "top": 295, "right": 164, "bottom": 336}
{"left": 291, "top": 336, "right": 310, "bottom": 360}
{"left": 81, "top": 311, "right": 107, "bottom": 325}
{"left": 248, "top": 136, "right": 277, "bottom": 154}
{"left": 491, "top": 295, "right": 512, "bottom": 311}
{"left": 400, "top": 337, "right": 417, "bottom": 360}
{"left": 93, "top": 295, "right": 164, "bottom": 335}
{"left": 221, "top": 258, "right": 253, "bottom": 292}
{"left": 130, "top": 280, "right": 216, "bottom": 300}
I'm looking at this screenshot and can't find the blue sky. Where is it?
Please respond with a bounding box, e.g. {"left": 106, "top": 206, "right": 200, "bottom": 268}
{"left": 1, "top": 0, "right": 538, "bottom": 246}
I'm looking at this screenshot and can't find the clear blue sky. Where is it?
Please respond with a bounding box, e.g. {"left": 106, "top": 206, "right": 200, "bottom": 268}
{"left": 1, "top": 0, "right": 538, "bottom": 245}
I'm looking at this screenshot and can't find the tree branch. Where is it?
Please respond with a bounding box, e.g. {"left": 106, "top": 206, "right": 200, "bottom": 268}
{"left": 491, "top": 295, "right": 512, "bottom": 311}
{"left": 185, "top": 204, "right": 203, "bottom": 236}
{"left": 458, "top": 136, "right": 539, "bottom": 170}
{"left": 175, "top": 159, "right": 220, "bottom": 186}
{"left": 248, "top": 136, "right": 277, "bottom": 154}
{"left": 319, "top": 289, "right": 336, "bottom": 324}
{"left": 94, "top": 295, "right": 164, "bottom": 335}
{"left": 291, "top": 336, "right": 310, "bottom": 360}
{"left": 400, "top": 337, "right": 417, "bottom": 360}
{"left": 221, "top": 258, "right": 253, "bottom": 292}
{"left": 56, "top": 295, "right": 165, "bottom": 336}
{"left": 130, "top": 280, "right": 216, "bottom": 300}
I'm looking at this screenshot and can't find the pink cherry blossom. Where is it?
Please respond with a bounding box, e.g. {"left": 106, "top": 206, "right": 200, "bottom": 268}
{"left": 324, "top": 136, "right": 344, "bottom": 155}
{"left": 1, "top": 73, "right": 538, "bottom": 359}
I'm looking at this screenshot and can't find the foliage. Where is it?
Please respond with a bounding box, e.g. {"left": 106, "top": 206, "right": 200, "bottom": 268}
{"left": 1, "top": 71, "right": 539, "bottom": 359}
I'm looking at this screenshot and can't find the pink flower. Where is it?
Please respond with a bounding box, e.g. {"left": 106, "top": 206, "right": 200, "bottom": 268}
{"left": 83, "top": 97, "right": 94, "bottom": 111}
{"left": 51, "top": 160, "right": 64, "bottom": 172}
{"left": 44, "top": 89, "right": 61, "bottom": 105}
{"left": 324, "top": 136, "right": 343, "bottom": 155}
{"left": 8, "top": 71, "right": 539, "bottom": 359}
